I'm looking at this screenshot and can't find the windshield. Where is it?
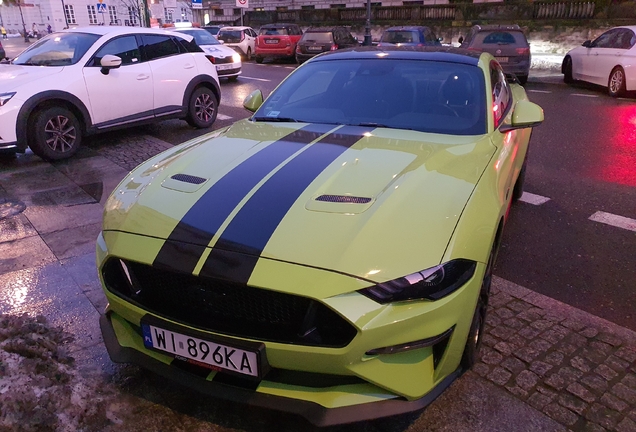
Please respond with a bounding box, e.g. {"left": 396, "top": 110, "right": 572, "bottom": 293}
{"left": 13, "top": 32, "right": 100, "bottom": 66}
{"left": 178, "top": 29, "right": 220, "bottom": 46}
{"left": 259, "top": 28, "right": 289, "bottom": 36}
{"left": 380, "top": 31, "right": 420, "bottom": 44}
{"left": 253, "top": 58, "right": 486, "bottom": 136}
{"left": 218, "top": 30, "right": 242, "bottom": 43}
{"left": 301, "top": 32, "right": 333, "bottom": 43}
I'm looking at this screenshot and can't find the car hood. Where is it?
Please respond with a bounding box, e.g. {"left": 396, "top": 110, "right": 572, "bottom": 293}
{"left": 200, "top": 44, "right": 237, "bottom": 58}
{"left": 0, "top": 64, "right": 64, "bottom": 90}
{"left": 104, "top": 121, "right": 495, "bottom": 285}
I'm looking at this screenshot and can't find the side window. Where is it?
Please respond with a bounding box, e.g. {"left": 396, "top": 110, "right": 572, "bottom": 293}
{"left": 491, "top": 63, "right": 511, "bottom": 127}
{"left": 615, "top": 29, "right": 635, "bottom": 49}
{"left": 592, "top": 29, "right": 618, "bottom": 48}
{"left": 141, "top": 34, "right": 180, "bottom": 61}
{"left": 91, "top": 36, "right": 140, "bottom": 66}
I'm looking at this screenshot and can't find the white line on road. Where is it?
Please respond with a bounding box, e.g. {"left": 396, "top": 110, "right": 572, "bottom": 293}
{"left": 571, "top": 93, "right": 599, "bottom": 98}
{"left": 519, "top": 192, "right": 551, "bottom": 205}
{"left": 217, "top": 114, "right": 232, "bottom": 121}
{"left": 284, "top": 66, "right": 295, "bottom": 69}
{"left": 239, "top": 76, "right": 271, "bottom": 82}
{"left": 528, "top": 90, "right": 552, "bottom": 94}
{"left": 589, "top": 211, "right": 636, "bottom": 232}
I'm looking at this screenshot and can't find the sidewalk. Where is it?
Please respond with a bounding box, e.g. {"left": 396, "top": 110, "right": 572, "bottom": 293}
{"left": 0, "top": 132, "right": 635, "bottom": 431}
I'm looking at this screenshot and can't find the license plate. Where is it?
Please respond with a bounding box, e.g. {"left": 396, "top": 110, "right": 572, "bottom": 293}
{"left": 308, "top": 46, "right": 323, "bottom": 51}
{"left": 495, "top": 57, "right": 509, "bottom": 63}
{"left": 216, "top": 63, "right": 234, "bottom": 71}
{"left": 265, "top": 39, "right": 278, "bottom": 44}
{"left": 142, "top": 321, "right": 259, "bottom": 377}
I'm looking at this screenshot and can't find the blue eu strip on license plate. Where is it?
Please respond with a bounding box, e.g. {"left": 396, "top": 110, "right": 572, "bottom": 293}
{"left": 142, "top": 323, "right": 259, "bottom": 377}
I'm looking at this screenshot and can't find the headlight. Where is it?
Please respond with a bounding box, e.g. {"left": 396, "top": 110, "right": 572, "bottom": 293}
{"left": 0, "top": 92, "right": 16, "bottom": 107}
{"left": 358, "top": 259, "right": 477, "bottom": 303}
{"left": 232, "top": 53, "right": 241, "bottom": 63}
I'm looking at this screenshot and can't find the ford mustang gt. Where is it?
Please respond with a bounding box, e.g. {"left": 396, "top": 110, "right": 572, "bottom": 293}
{"left": 97, "top": 47, "right": 543, "bottom": 426}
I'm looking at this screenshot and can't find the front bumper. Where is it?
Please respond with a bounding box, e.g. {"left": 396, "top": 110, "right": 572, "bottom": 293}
{"left": 217, "top": 67, "right": 241, "bottom": 78}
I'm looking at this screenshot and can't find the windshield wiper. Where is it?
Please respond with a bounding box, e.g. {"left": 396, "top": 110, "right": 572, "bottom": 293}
{"left": 253, "top": 116, "right": 299, "bottom": 122}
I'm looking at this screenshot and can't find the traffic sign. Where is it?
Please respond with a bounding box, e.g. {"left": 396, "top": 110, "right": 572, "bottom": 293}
{"left": 192, "top": 0, "right": 202, "bottom": 9}
{"left": 96, "top": 2, "right": 107, "bottom": 12}
{"left": 236, "top": 0, "right": 248, "bottom": 9}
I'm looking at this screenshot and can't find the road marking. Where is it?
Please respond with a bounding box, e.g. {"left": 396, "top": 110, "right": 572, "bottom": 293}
{"left": 284, "top": 66, "right": 295, "bottom": 69}
{"left": 528, "top": 90, "right": 552, "bottom": 94}
{"left": 239, "top": 76, "right": 271, "bottom": 82}
{"left": 589, "top": 211, "right": 636, "bottom": 232}
{"left": 217, "top": 114, "right": 232, "bottom": 121}
{"left": 519, "top": 192, "right": 551, "bottom": 205}
{"left": 571, "top": 93, "right": 599, "bottom": 98}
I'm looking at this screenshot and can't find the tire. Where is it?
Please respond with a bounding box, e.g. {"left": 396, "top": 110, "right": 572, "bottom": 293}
{"left": 563, "top": 56, "right": 573, "bottom": 84}
{"left": 460, "top": 239, "right": 497, "bottom": 370}
{"left": 228, "top": 76, "right": 238, "bottom": 82}
{"left": 608, "top": 67, "right": 626, "bottom": 98}
{"left": 245, "top": 47, "right": 252, "bottom": 61}
{"left": 255, "top": 56, "right": 263, "bottom": 64}
{"left": 517, "top": 74, "right": 528, "bottom": 86}
{"left": 512, "top": 158, "right": 526, "bottom": 203}
{"left": 186, "top": 87, "right": 218, "bottom": 129}
{"left": 30, "top": 106, "right": 82, "bottom": 161}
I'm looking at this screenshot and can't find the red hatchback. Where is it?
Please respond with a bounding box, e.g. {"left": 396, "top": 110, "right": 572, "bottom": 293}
{"left": 255, "top": 23, "right": 303, "bottom": 63}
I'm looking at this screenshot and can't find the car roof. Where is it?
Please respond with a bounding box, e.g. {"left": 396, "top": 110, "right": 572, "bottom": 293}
{"left": 312, "top": 46, "right": 481, "bottom": 65}
{"left": 305, "top": 27, "right": 342, "bottom": 32}
{"left": 219, "top": 26, "right": 251, "bottom": 31}
{"left": 473, "top": 24, "right": 522, "bottom": 31}
{"left": 64, "top": 26, "right": 182, "bottom": 38}
{"left": 385, "top": 26, "right": 431, "bottom": 31}
{"left": 261, "top": 23, "right": 298, "bottom": 28}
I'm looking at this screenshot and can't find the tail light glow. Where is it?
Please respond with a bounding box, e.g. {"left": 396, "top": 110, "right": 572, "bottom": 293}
{"left": 330, "top": 44, "right": 338, "bottom": 51}
{"left": 206, "top": 55, "right": 215, "bottom": 64}
{"left": 516, "top": 47, "right": 530, "bottom": 55}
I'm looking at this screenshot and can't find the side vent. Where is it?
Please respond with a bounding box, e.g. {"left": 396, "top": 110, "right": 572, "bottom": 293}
{"left": 171, "top": 174, "right": 206, "bottom": 185}
{"left": 316, "top": 195, "right": 372, "bottom": 204}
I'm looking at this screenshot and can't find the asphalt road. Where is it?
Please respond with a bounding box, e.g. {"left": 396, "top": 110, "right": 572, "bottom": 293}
{"left": 136, "top": 63, "right": 636, "bottom": 332}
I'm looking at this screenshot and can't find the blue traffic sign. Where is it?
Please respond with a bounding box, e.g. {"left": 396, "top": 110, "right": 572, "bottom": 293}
{"left": 97, "top": 3, "right": 107, "bottom": 12}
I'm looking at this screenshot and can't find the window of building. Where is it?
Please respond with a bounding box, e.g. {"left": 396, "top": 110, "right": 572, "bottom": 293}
{"left": 330, "top": 3, "right": 345, "bottom": 7}
{"left": 128, "top": 7, "right": 138, "bottom": 25}
{"left": 233, "top": 8, "right": 241, "bottom": 14}
{"left": 108, "top": 5, "right": 118, "bottom": 25}
{"left": 180, "top": 7, "right": 188, "bottom": 21}
{"left": 301, "top": 5, "right": 315, "bottom": 9}
{"left": 164, "top": 9, "right": 174, "bottom": 22}
{"left": 214, "top": 9, "right": 224, "bottom": 16}
{"left": 87, "top": 5, "right": 98, "bottom": 24}
{"left": 402, "top": 1, "right": 423, "bottom": 4}
{"left": 64, "top": 5, "right": 76, "bottom": 25}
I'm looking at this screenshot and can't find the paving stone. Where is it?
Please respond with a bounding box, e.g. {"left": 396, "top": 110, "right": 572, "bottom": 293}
{"left": 490, "top": 292, "right": 515, "bottom": 308}
{"left": 556, "top": 343, "right": 578, "bottom": 357}
{"left": 529, "top": 361, "right": 552, "bottom": 377}
{"left": 541, "top": 326, "right": 570, "bottom": 344}
{"left": 543, "top": 403, "right": 578, "bottom": 426}
{"left": 615, "top": 347, "right": 636, "bottom": 363}
{"left": 596, "top": 333, "right": 623, "bottom": 348}
{"left": 595, "top": 364, "right": 619, "bottom": 381}
{"left": 543, "top": 313, "right": 567, "bottom": 323}
{"left": 518, "top": 326, "right": 542, "bottom": 340}
{"left": 567, "top": 382, "right": 597, "bottom": 403}
{"left": 558, "top": 393, "right": 588, "bottom": 415}
{"left": 616, "top": 418, "right": 636, "bottom": 432}
{"left": 487, "top": 366, "right": 512, "bottom": 386}
{"left": 606, "top": 355, "right": 631, "bottom": 373}
{"left": 545, "top": 372, "right": 567, "bottom": 391}
{"left": 590, "top": 341, "right": 614, "bottom": 355}
{"left": 501, "top": 357, "right": 526, "bottom": 374}
{"left": 505, "top": 385, "right": 529, "bottom": 399}
{"left": 517, "top": 309, "right": 544, "bottom": 322}
{"left": 600, "top": 392, "right": 629, "bottom": 412}
{"left": 545, "top": 351, "right": 565, "bottom": 366}
{"left": 581, "top": 348, "right": 609, "bottom": 365}
{"left": 481, "top": 347, "right": 503, "bottom": 365}
{"left": 562, "top": 318, "right": 587, "bottom": 331}
{"left": 516, "top": 370, "right": 540, "bottom": 391}
{"left": 612, "top": 383, "right": 636, "bottom": 404}
{"left": 495, "top": 307, "right": 516, "bottom": 319}
{"left": 581, "top": 422, "right": 607, "bottom": 432}
{"left": 566, "top": 332, "right": 589, "bottom": 348}
{"left": 622, "top": 374, "right": 636, "bottom": 390}
{"left": 503, "top": 317, "right": 525, "bottom": 330}
{"left": 585, "top": 403, "right": 622, "bottom": 430}
{"left": 529, "top": 338, "right": 553, "bottom": 353}
{"left": 630, "top": 409, "right": 636, "bottom": 421}
{"left": 582, "top": 374, "right": 610, "bottom": 394}
{"left": 486, "top": 313, "right": 502, "bottom": 327}
{"left": 530, "top": 319, "right": 554, "bottom": 331}
{"left": 580, "top": 327, "right": 600, "bottom": 339}
{"left": 514, "top": 346, "right": 541, "bottom": 363}
{"left": 472, "top": 362, "right": 490, "bottom": 377}
{"left": 507, "top": 334, "right": 527, "bottom": 348}
{"left": 494, "top": 341, "right": 515, "bottom": 356}
{"left": 490, "top": 325, "right": 516, "bottom": 340}
{"left": 482, "top": 334, "right": 498, "bottom": 348}
{"left": 528, "top": 391, "right": 554, "bottom": 410}
{"left": 536, "top": 385, "right": 558, "bottom": 397}
{"left": 507, "top": 300, "right": 531, "bottom": 313}
{"left": 571, "top": 356, "right": 593, "bottom": 373}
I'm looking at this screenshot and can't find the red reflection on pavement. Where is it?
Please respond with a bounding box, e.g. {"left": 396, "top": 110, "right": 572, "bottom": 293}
{"left": 598, "top": 106, "right": 636, "bottom": 187}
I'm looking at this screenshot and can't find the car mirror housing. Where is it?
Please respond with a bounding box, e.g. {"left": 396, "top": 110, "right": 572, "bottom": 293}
{"left": 100, "top": 54, "right": 122, "bottom": 75}
{"left": 243, "top": 89, "right": 264, "bottom": 112}
{"left": 499, "top": 100, "right": 544, "bottom": 132}
{"left": 582, "top": 40, "right": 592, "bottom": 48}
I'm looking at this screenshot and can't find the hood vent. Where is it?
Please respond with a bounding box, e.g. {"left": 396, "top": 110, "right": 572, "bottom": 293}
{"left": 171, "top": 174, "right": 206, "bottom": 185}
{"left": 316, "top": 195, "right": 372, "bottom": 204}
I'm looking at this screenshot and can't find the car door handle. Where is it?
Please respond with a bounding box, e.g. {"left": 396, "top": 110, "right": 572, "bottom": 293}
{"left": 137, "top": 74, "right": 150, "bottom": 80}
{"left": 184, "top": 63, "right": 195, "bottom": 69}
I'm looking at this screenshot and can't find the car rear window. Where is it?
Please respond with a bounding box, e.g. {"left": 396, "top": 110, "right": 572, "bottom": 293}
{"left": 254, "top": 58, "right": 486, "bottom": 136}
{"left": 260, "top": 28, "right": 289, "bottom": 36}
{"left": 178, "top": 29, "right": 220, "bottom": 46}
{"left": 218, "top": 30, "right": 243, "bottom": 43}
{"left": 301, "top": 32, "right": 333, "bottom": 43}
{"left": 380, "top": 31, "right": 420, "bottom": 44}
{"left": 476, "top": 31, "right": 528, "bottom": 46}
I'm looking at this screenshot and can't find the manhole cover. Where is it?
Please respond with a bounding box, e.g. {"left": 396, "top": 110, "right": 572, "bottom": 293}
{"left": 0, "top": 198, "right": 26, "bottom": 220}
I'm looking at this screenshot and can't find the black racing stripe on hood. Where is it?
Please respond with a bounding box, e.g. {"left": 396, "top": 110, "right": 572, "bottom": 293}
{"left": 200, "top": 126, "right": 372, "bottom": 284}
{"left": 153, "top": 123, "right": 335, "bottom": 275}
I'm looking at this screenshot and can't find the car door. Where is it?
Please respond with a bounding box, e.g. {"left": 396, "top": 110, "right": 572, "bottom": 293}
{"left": 140, "top": 34, "right": 198, "bottom": 117}
{"left": 246, "top": 28, "right": 257, "bottom": 53}
{"left": 82, "top": 35, "right": 154, "bottom": 127}
{"left": 594, "top": 28, "right": 634, "bottom": 84}
{"left": 581, "top": 29, "right": 618, "bottom": 84}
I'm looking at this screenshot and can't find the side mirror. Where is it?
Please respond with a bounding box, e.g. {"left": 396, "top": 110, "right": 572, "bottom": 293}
{"left": 500, "top": 100, "right": 544, "bottom": 132}
{"left": 582, "top": 40, "right": 592, "bottom": 48}
{"left": 438, "top": 37, "right": 443, "bottom": 42}
{"left": 458, "top": 36, "right": 464, "bottom": 44}
{"left": 100, "top": 54, "right": 122, "bottom": 75}
{"left": 243, "top": 89, "right": 264, "bottom": 112}
{"left": 217, "top": 39, "right": 225, "bottom": 44}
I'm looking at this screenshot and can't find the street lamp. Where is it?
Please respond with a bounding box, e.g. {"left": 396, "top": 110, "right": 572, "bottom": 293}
{"left": 363, "top": 0, "right": 371, "bottom": 46}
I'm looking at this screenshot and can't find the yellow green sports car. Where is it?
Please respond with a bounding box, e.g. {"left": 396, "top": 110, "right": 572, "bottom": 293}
{"left": 97, "top": 47, "right": 543, "bottom": 426}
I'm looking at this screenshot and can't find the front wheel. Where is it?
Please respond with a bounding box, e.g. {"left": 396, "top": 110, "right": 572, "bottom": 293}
{"left": 30, "top": 106, "right": 82, "bottom": 161}
{"left": 517, "top": 75, "right": 528, "bottom": 86}
{"left": 255, "top": 56, "right": 263, "bottom": 64}
{"left": 245, "top": 47, "right": 252, "bottom": 61}
{"left": 563, "top": 56, "right": 573, "bottom": 84}
{"left": 512, "top": 158, "right": 527, "bottom": 203}
{"left": 186, "top": 87, "right": 218, "bottom": 129}
{"left": 608, "top": 67, "right": 626, "bottom": 97}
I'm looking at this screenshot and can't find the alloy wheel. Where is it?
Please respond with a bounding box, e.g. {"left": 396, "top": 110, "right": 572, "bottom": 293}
{"left": 610, "top": 70, "right": 624, "bottom": 95}
{"left": 44, "top": 115, "right": 77, "bottom": 153}
{"left": 195, "top": 93, "right": 216, "bottom": 123}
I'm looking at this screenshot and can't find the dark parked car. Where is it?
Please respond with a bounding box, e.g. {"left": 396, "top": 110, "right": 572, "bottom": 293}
{"left": 459, "top": 24, "right": 531, "bottom": 85}
{"left": 378, "top": 26, "right": 442, "bottom": 47}
{"left": 295, "top": 26, "right": 359, "bottom": 64}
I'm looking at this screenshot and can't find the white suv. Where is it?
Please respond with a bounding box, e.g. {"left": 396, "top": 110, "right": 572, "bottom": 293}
{"left": 0, "top": 26, "right": 220, "bottom": 160}
{"left": 217, "top": 26, "right": 257, "bottom": 61}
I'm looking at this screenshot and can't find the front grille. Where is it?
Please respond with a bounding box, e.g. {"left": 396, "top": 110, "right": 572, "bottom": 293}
{"left": 214, "top": 56, "right": 234, "bottom": 65}
{"left": 217, "top": 68, "right": 241, "bottom": 76}
{"left": 316, "top": 194, "right": 372, "bottom": 204}
{"left": 103, "top": 259, "right": 357, "bottom": 348}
